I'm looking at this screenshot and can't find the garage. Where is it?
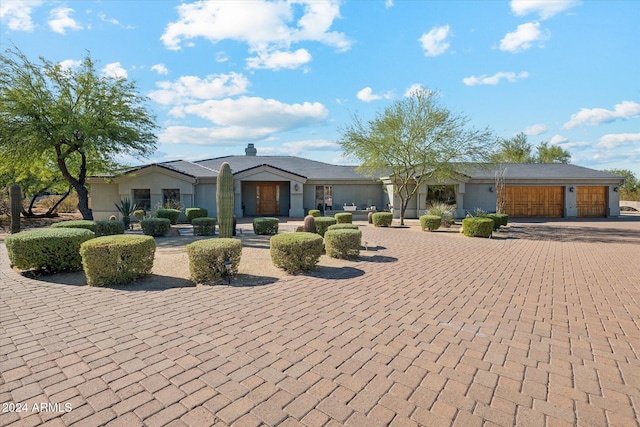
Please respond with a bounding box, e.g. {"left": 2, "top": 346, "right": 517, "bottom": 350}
{"left": 504, "top": 186, "right": 564, "bottom": 218}
{"left": 577, "top": 186, "right": 607, "bottom": 217}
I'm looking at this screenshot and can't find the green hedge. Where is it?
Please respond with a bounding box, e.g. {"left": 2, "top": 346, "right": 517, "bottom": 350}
{"left": 270, "top": 232, "right": 323, "bottom": 274}
{"left": 187, "top": 238, "right": 242, "bottom": 284}
{"left": 315, "top": 217, "right": 337, "bottom": 237}
{"left": 372, "top": 212, "right": 393, "bottom": 227}
{"left": 140, "top": 218, "right": 171, "bottom": 237}
{"left": 133, "top": 210, "right": 146, "bottom": 221}
{"left": 186, "top": 208, "right": 208, "bottom": 223}
{"left": 156, "top": 208, "right": 181, "bottom": 225}
{"left": 484, "top": 214, "right": 501, "bottom": 231}
{"left": 253, "top": 217, "right": 279, "bottom": 235}
{"left": 462, "top": 217, "right": 494, "bottom": 238}
{"left": 308, "top": 209, "right": 321, "bottom": 217}
{"left": 192, "top": 217, "right": 217, "bottom": 236}
{"left": 324, "top": 229, "right": 361, "bottom": 259}
{"left": 327, "top": 223, "right": 359, "bottom": 231}
{"left": 334, "top": 212, "right": 353, "bottom": 224}
{"left": 51, "top": 220, "right": 96, "bottom": 232}
{"left": 80, "top": 235, "right": 155, "bottom": 286}
{"left": 419, "top": 215, "right": 442, "bottom": 231}
{"left": 5, "top": 228, "right": 95, "bottom": 273}
{"left": 494, "top": 213, "right": 509, "bottom": 227}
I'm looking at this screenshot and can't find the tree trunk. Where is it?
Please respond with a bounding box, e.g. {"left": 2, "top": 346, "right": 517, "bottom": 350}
{"left": 75, "top": 185, "right": 93, "bottom": 220}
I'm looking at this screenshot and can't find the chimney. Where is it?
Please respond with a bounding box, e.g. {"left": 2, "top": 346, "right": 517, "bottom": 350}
{"left": 245, "top": 143, "right": 257, "bottom": 156}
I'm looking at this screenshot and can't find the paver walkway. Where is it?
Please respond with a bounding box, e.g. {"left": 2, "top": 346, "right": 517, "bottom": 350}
{"left": 1, "top": 218, "right": 639, "bottom": 426}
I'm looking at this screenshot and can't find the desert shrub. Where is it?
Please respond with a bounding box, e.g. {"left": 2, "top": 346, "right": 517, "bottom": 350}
{"left": 140, "top": 218, "right": 171, "bottom": 237}
{"left": 155, "top": 208, "right": 181, "bottom": 225}
{"left": 35, "top": 193, "right": 79, "bottom": 213}
{"left": 308, "top": 209, "right": 321, "bottom": 217}
{"left": 270, "top": 232, "right": 323, "bottom": 274}
{"left": 187, "top": 238, "right": 242, "bottom": 284}
{"left": 95, "top": 220, "right": 125, "bottom": 236}
{"left": 324, "top": 229, "right": 362, "bottom": 259}
{"left": 327, "top": 223, "right": 359, "bottom": 231}
{"left": 372, "top": 212, "right": 393, "bottom": 227}
{"left": 80, "top": 235, "right": 155, "bottom": 286}
{"left": 186, "top": 208, "right": 208, "bottom": 223}
{"left": 462, "top": 217, "right": 494, "bottom": 238}
{"left": 51, "top": 220, "right": 96, "bottom": 232}
{"left": 426, "top": 202, "right": 455, "bottom": 228}
{"left": 315, "top": 217, "right": 337, "bottom": 237}
{"left": 484, "top": 214, "right": 502, "bottom": 231}
{"left": 5, "top": 228, "right": 94, "bottom": 273}
{"left": 420, "top": 215, "right": 442, "bottom": 231}
{"left": 253, "top": 217, "right": 279, "bottom": 235}
{"left": 133, "top": 210, "right": 146, "bottom": 221}
{"left": 467, "top": 207, "right": 487, "bottom": 218}
{"left": 334, "top": 212, "right": 353, "bottom": 224}
{"left": 192, "top": 217, "right": 217, "bottom": 236}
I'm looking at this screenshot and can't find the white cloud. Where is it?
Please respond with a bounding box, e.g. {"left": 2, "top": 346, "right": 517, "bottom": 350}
{"left": 281, "top": 139, "right": 341, "bottom": 154}
{"left": 563, "top": 101, "right": 640, "bottom": 129}
{"left": 499, "top": 22, "right": 550, "bottom": 53}
{"left": 385, "top": 0, "right": 395, "bottom": 8}
{"left": 598, "top": 133, "right": 640, "bottom": 149}
{"left": 404, "top": 84, "right": 431, "bottom": 98}
{"left": 148, "top": 73, "right": 250, "bottom": 105}
{"left": 246, "top": 48, "right": 312, "bottom": 70}
{"left": 216, "top": 52, "right": 229, "bottom": 63}
{"left": 356, "top": 87, "right": 393, "bottom": 102}
{"left": 58, "top": 59, "right": 81, "bottom": 71}
{"left": 524, "top": 124, "right": 546, "bottom": 135}
{"left": 160, "top": 0, "right": 350, "bottom": 71}
{"left": 510, "top": 0, "right": 580, "bottom": 20}
{"left": 48, "top": 6, "right": 83, "bottom": 34}
{"left": 151, "top": 64, "right": 169, "bottom": 75}
{"left": 101, "top": 62, "right": 127, "bottom": 79}
{"left": 0, "top": 0, "right": 42, "bottom": 31}
{"left": 462, "top": 71, "right": 529, "bottom": 86}
{"left": 550, "top": 134, "right": 569, "bottom": 145}
{"left": 418, "top": 25, "right": 451, "bottom": 57}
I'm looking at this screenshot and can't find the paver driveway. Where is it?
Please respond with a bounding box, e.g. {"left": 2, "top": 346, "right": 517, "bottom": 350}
{"left": 1, "top": 218, "right": 639, "bottom": 426}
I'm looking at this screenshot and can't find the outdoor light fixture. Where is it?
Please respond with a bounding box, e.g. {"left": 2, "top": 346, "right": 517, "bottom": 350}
{"left": 294, "top": 183, "right": 300, "bottom": 191}
{"left": 489, "top": 186, "right": 494, "bottom": 192}
{"left": 614, "top": 187, "right": 619, "bottom": 192}
{"left": 223, "top": 260, "right": 233, "bottom": 285}
{"left": 569, "top": 187, "right": 575, "bottom": 192}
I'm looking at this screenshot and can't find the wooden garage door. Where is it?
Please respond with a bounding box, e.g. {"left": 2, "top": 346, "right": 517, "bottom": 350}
{"left": 504, "top": 186, "right": 564, "bottom": 218}
{"left": 577, "top": 186, "right": 606, "bottom": 217}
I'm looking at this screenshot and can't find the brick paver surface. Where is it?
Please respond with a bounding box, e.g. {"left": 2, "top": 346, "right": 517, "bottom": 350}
{"left": 1, "top": 218, "right": 639, "bottom": 426}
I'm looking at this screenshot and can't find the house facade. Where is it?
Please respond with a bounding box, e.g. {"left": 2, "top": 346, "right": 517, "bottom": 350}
{"left": 88, "top": 144, "right": 623, "bottom": 221}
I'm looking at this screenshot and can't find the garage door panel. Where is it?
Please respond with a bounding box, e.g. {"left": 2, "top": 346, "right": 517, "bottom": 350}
{"left": 577, "top": 186, "right": 606, "bottom": 217}
{"left": 505, "top": 186, "right": 564, "bottom": 218}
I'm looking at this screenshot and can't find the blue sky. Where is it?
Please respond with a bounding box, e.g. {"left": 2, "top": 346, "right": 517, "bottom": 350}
{"left": 2, "top": 0, "right": 639, "bottom": 176}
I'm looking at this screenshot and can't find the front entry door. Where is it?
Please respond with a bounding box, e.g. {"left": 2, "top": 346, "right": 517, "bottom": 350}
{"left": 257, "top": 184, "right": 280, "bottom": 215}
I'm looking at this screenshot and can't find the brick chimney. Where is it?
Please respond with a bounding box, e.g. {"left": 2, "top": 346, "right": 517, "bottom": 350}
{"left": 245, "top": 143, "right": 257, "bottom": 156}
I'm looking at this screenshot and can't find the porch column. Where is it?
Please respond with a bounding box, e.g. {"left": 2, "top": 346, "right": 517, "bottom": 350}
{"left": 455, "top": 183, "right": 466, "bottom": 219}
{"left": 289, "top": 180, "right": 304, "bottom": 218}
{"left": 234, "top": 179, "right": 243, "bottom": 218}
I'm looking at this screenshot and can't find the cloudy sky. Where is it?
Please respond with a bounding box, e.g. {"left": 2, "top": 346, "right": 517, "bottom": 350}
{"left": 1, "top": 0, "right": 639, "bottom": 175}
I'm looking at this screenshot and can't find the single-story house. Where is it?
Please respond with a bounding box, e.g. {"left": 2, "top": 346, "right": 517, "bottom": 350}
{"left": 88, "top": 144, "right": 623, "bottom": 221}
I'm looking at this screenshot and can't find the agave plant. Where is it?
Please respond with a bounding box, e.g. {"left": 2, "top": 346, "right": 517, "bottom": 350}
{"left": 114, "top": 198, "right": 137, "bottom": 230}
{"left": 426, "top": 202, "right": 456, "bottom": 228}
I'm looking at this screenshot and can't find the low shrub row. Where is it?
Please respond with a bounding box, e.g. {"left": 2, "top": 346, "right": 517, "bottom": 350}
{"left": 192, "top": 217, "right": 217, "bottom": 236}
{"left": 185, "top": 207, "right": 208, "bottom": 223}
{"left": 253, "top": 217, "right": 279, "bottom": 235}
{"left": 51, "top": 219, "right": 125, "bottom": 236}
{"left": 156, "top": 208, "right": 181, "bottom": 225}
{"left": 140, "top": 218, "right": 171, "bottom": 237}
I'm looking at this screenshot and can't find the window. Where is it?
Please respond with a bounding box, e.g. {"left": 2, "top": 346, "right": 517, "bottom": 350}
{"left": 315, "top": 185, "right": 333, "bottom": 211}
{"left": 132, "top": 189, "right": 151, "bottom": 211}
{"left": 162, "top": 189, "right": 180, "bottom": 209}
{"left": 427, "top": 185, "right": 456, "bottom": 205}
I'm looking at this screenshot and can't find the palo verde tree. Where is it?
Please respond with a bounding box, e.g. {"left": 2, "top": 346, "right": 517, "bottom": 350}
{"left": 0, "top": 46, "right": 157, "bottom": 220}
{"left": 339, "top": 88, "right": 494, "bottom": 225}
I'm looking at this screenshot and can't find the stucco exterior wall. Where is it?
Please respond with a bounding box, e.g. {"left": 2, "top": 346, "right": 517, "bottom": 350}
{"left": 90, "top": 182, "right": 121, "bottom": 220}
{"left": 194, "top": 183, "right": 216, "bottom": 217}
{"left": 462, "top": 183, "right": 497, "bottom": 214}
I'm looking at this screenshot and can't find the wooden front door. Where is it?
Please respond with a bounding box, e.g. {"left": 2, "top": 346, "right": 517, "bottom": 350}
{"left": 504, "top": 186, "right": 564, "bottom": 218}
{"left": 257, "top": 184, "right": 280, "bottom": 215}
{"left": 577, "top": 186, "right": 606, "bottom": 217}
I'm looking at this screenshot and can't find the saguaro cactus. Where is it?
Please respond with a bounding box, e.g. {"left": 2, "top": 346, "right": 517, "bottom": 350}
{"left": 9, "top": 183, "right": 21, "bottom": 234}
{"left": 216, "top": 162, "right": 235, "bottom": 238}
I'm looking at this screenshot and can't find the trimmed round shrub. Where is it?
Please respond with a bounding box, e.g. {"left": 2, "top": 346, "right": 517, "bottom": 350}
{"left": 270, "top": 232, "right": 323, "bottom": 274}
{"left": 156, "top": 208, "right": 181, "bottom": 225}
{"left": 187, "top": 238, "right": 242, "bottom": 284}
{"left": 327, "top": 223, "right": 359, "bottom": 231}
{"left": 51, "top": 220, "right": 96, "bottom": 232}
{"left": 140, "top": 218, "right": 171, "bottom": 237}
{"left": 484, "top": 214, "right": 501, "bottom": 231}
{"left": 315, "top": 217, "right": 337, "bottom": 237}
{"left": 186, "top": 208, "right": 208, "bottom": 223}
{"left": 494, "top": 213, "right": 508, "bottom": 227}
{"left": 308, "top": 209, "right": 321, "bottom": 217}
{"left": 334, "top": 212, "right": 353, "bottom": 224}
{"left": 192, "top": 217, "right": 217, "bottom": 236}
{"left": 5, "top": 228, "right": 95, "bottom": 273}
{"left": 253, "top": 217, "right": 279, "bottom": 235}
{"left": 420, "top": 215, "right": 442, "bottom": 231}
{"left": 324, "top": 229, "right": 362, "bottom": 259}
{"left": 95, "top": 220, "right": 125, "bottom": 236}
{"left": 372, "top": 212, "right": 393, "bottom": 227}
{"left": 80, "top": 235, "right": 155, "bottom": 286}
{"left": 133, "top": 209, "right": 146, "bottom": 221}
{"left": 462, "top": 217, "right": 494, "bottom": 238}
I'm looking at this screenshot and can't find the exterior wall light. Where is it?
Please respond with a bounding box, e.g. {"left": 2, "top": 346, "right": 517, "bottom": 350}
{"left": 489, "top": 186, "right": 494, "bottom": 192}
{"left": 569, "top": 187, "right": 575, "bottom": 192}
{"left": 613, "top": 187, "right": 619, "bottom": 192}
{"left": 294, "top": 183, "right": 300, "bottom": 191}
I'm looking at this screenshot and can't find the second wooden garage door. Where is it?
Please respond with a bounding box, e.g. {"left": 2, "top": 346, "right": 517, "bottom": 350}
{"left": 504, "top": 186, "right": 564, "bottom": 218}
{"left": 577, "top": 186, "right": 606, "bottom": 217}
